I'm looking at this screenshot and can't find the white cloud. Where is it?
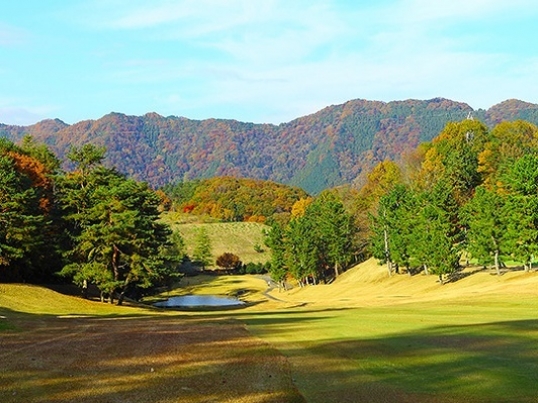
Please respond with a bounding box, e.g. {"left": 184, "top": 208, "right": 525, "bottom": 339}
{"left": 0, "top": 23, "right": 27, "bottom": 46}
{"left": 0, "top": 107, "right": 46, "bottom": 126}
{"left": 386, "top": 0, "right": 538, "bottom": 24}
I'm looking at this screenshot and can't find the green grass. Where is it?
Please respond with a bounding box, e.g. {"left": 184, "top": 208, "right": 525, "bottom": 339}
{"left": 0, "top": 319, "right": 14, "bottom": 331}
{"left": 148, "top": 263, "right": 538, "bottom": 402}
{"left": 242, "top": 296, "right": 538, "bottom": 403}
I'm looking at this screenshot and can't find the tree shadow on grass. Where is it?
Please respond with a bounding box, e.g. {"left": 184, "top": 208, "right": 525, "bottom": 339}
{"left": 0, "top": 307, "right": 306, "bottom": 403}
{"left": 261, "top": 318, "right": 538, "bottom": 403}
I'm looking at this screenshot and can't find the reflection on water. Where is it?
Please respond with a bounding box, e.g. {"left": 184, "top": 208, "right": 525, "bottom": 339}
{"left": 154, "top": 295, "right": 245, "bottom": 308}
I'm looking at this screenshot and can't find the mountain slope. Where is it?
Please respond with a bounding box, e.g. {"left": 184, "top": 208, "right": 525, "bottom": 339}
{"left": 1, "top": 98, "right": 538, "bottom": 193}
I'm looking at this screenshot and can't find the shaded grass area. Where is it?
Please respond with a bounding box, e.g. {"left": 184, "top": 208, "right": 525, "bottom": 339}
{"left": 243, "top": 297, "right": 538, "bottom": 403}
{"left": 0, "top": 308, "right": 305, "bottom": 403}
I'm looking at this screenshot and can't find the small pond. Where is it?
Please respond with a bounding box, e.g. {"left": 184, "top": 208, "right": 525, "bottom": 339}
{"left": 153, "top": 295, "right": 246, "bottom": 309}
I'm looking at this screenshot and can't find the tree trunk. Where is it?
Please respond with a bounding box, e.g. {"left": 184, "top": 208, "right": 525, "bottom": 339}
{"left": 423, "top": 264, "right": 429, "bottom": 276}
{"left": 117, "top": 291, "right": 125, "bottom": 306}
{"left": 334, "top": 261, "right": 340, "bottom": 277}
{"left": 494, "top": 248, "right": 501, "bottom": 276}
{"left": 112, "top": 244, "right": 120, "bottom": 281}
{"left": 383, "top": 227, "right": 392, "bottom": 277}
{"left": 81, "top": 279, "right": 88, "bottom": 299}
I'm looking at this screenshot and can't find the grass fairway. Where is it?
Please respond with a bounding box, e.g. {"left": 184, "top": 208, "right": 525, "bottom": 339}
{"left": 2, "top": 260, "right": 538, "bottom": 402}
{"left": 241, "top": 260, "right": 538, "bottom": 402}
{"left": 244, "top": 299, "right": 538, "bottom": 403}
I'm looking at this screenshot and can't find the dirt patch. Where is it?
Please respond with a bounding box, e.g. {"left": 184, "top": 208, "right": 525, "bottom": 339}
{"left": 0, "top": 313, "right": 305, "bottom": 403}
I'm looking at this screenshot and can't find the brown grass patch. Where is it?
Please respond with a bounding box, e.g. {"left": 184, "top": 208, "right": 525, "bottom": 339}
{"left": 0, "top": 313, "right": 305, "bottom": 403}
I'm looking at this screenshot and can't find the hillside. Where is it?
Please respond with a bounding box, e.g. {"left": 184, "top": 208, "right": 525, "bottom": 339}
{"left": 272, "top": 258, "right": 538, "bottom": 308}
{"left": 2, "top": 98, "right": 538, "bottom": 193}
{"left": 161, "top": 218, "right": 271, "bottom": 265}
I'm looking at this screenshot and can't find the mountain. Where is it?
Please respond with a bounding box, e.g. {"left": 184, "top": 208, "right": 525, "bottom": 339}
{"left": 2, "top": 98, "right": 538, "bottom": 194}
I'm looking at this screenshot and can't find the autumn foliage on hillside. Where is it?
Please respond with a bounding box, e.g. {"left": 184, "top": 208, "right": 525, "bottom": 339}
{"left": 3, "top": 98, "right": 538, "bottom": 194}
{"left": 164, "top": 176, "right": 309, "bottom": 222}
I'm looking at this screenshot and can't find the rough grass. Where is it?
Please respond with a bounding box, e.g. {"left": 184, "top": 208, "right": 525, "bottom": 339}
{"left": 274, "top": 258, "right": 538, "bottom": 308}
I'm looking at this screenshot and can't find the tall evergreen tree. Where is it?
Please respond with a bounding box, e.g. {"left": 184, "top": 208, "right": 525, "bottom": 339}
{"left": 501, "top": 154, "right": 538, "bottom": 270}
{"left": 285, "top": 215, "right": 320, "bottom": 286}
{"left": 265, "top": 223, "right": 288, "bottom": 289}
{"left": 58, "top": 145, "right": 176, "bottom": 303}
{"left": 415, "top": 181, "right": 462, "bottom": 283}
{"left": 192, "top": 227, "right": 213, "bottom": 269}
{"left": 0, "top": 154, "right": 44, "bottom": 280}
{"left": 307, "top": 192, "right": 355, "bottom": 277}
{"left": 0, "top": 139, "right": 60, "bottom": 282}
{"left": 463, "top": 186, "right": 508, "bottom": 275}
{"left": 370, "top": 184, "right": 413, "bottom": 276}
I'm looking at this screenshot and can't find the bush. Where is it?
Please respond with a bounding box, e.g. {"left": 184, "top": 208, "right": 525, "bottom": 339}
{"left": 216, "top": 252, "right": 242, "bottom": 271}
{"left": 241, "top": 262, "right": 268, "bottom": 275}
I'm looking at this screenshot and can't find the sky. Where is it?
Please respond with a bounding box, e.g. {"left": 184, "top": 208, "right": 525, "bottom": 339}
{"left": 1, "top": 0, "right": 538, "bottom": 126}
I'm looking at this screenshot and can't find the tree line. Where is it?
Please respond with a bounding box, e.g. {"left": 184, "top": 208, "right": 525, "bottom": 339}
{"left": 0, "top": 138, "right": 183, "bottom": 303}
{"left": 265, "top": 192, "right": 357, "bottom": 289}
{"left": 263, "top": 119, "right": 538, "bottom": 286}
{"left": 368, "top": 119, "right": 538, "bottom": 283}
{"left": 3, "top": 117, "right": 538, "bottom": 296}
{"left": 163, "top": 176, "right": 308, "bottom": 223}
{"left": 0, "top": 137, "right": 270, "bottom": 300}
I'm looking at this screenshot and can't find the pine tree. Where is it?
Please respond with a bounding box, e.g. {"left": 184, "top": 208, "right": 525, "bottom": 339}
{"left": 58, "top": 145, "right": 176, "bottom": 303}
{"left": 0, "top": 139, "right": 59, "bottom": 282}
{"left": 0, "top": 154, "right": 44, "bottom": 280}
{"left": 501, "top": 154, "right": 538, "bottom": 270}
{"left": 413, "top": 182, "right": 462, "bottom": 283}
{"left": 285, "top": 215, "right": 320, "bottom": 286}
{"left": 370, "top": 185, "right": 413, "bottom": 276}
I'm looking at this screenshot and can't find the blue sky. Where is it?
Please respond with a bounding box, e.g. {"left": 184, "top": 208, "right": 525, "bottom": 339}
{"left": 1, "top": 0, "right": 538, "bottom": 125}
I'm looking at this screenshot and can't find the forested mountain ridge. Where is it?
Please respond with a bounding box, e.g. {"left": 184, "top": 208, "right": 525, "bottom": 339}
{"left": 2, "top": 98, "right": 538, "bottom": 193}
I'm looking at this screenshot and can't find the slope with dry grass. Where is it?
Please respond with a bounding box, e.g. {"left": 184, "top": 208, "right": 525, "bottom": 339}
{"left": 164, "top": 220, "right": 271, "bottom": 266}
{"left": 269, "top": 258, "right": 538, "bottom": 308}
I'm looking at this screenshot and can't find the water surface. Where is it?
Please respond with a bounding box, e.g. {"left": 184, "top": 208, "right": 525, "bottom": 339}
{"left": 154, "top": 295, "right": 245, "bottom": 308}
